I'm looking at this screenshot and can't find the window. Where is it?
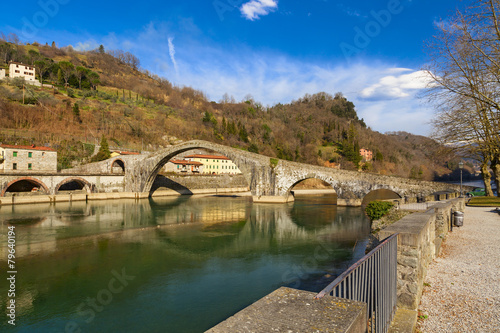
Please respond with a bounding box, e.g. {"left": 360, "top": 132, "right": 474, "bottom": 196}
{"left": 13, "top": 151, "right": 17, "bottom": 157}
{"left": 15, "top": 70, "right": 19, "bottom": 73}
{"left": 28, "top": 163, "right": 32, "bottom": 170}
{"left": 28, "top": 152, "right": 32, "bottom": 158}
{"left": 13, "top": 163, "right": 17, "bottom": 170}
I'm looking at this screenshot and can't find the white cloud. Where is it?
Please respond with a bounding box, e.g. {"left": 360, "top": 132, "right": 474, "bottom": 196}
{"left": 360, "top": 70, "right": 434, "bottom": 100}
{"left": 73, "top": 39, "right": 99, "bottom": 51}
{"left": 168, "top": 37, "right": 179, "bottom": 76}
{"left": 164, "top": 46, "right": 434, "bottom": 134}
{"left": 240, "top": 0, "right": 278, "bottom": 21}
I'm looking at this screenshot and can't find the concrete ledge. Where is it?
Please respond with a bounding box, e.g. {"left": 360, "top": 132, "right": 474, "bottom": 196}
{"left": 0, "top": 188, "right": 250, "bottom": 206}
{"left": 207, "top": 287, "right": 367, "bottom": 333}
{"left": 388, "top": 308, "right": 417, "bottom": 333}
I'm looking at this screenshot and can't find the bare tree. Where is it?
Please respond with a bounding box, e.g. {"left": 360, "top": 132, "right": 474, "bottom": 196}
{"left": 58, "top": 61, "right": 74, "bottom": 87}
{"left": 425, "top": 0, "right": 500, "bottom": 196}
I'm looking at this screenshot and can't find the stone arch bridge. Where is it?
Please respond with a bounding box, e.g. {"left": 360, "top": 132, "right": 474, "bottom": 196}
{"left": 0, "top": 140, "right": 465, "bottom": 206}
{"left": 123, "top": 140, "right": 463, "bottom": 205}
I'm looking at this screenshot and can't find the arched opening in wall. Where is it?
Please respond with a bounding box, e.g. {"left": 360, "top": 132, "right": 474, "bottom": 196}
{"left": 111, "top": 159, "right": 125, "bottom": 173}
{"left": 362, "top": 189, "right": 401, "bottom": 206}
{"left": 289, "top": 178, "right": 338, "bottom": 229}
{"left": 290, "top": 178, "right": 337, "bottom": 202}
{"left": 56, "top": 179, "right": 90, "bottom": 193}
{"left": 291, "top": 179, "right": 337, "bottom": 198}
{"left": 149, "top": 148, "right": 249, "bottom": 197}
{"left": 3, "top": 179, "right": 49, "bottom": 196}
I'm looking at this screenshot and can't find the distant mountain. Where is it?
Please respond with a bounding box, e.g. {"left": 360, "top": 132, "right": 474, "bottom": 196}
{"left": 0, "top": 39, "right": 458, "bottom": 179}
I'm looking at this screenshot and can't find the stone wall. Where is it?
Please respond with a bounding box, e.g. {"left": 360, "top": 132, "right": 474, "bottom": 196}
{"left": 379, "top": 198, "right": 465, "bottom": 311}
{"left": 151, "top": 174, "right": 249, "bottom": 194}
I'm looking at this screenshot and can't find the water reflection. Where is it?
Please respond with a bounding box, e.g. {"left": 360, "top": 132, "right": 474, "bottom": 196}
{"left": 0, "top": 195, "right": 371, "bottom": 333}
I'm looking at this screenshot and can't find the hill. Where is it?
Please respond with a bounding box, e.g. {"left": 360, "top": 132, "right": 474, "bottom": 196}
{"left": 0, "top": 38, "right": 463, "bottom": 180}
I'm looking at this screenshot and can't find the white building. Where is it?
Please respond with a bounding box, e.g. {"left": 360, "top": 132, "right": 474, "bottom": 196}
{"left": 9, "top": 62, "right": 36, "bottom": 81}
{"left": 0, "top": 68, "right": 5, "bottom": 80}
{"left": 0, "top": 144, "right": 57, "bottom": 173}
{"left": 184, "top": 154, "right": 241, "bottom": 175}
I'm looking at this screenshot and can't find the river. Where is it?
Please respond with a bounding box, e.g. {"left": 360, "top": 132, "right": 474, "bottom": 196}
{"left": 0, "top": 194, "right": 371, "bottom": 333}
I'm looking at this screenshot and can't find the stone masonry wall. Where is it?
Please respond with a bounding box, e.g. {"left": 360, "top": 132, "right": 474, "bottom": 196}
{"left": 151, "top": 174, "right": 249, "bottom": 194}
{"left": 379, "top": 198, "right": 465, "bottom": 311}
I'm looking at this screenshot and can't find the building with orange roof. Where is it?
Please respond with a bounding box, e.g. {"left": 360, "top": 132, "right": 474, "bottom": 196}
{"left": 164, "top": 159, "right": 204, "bottom": 174}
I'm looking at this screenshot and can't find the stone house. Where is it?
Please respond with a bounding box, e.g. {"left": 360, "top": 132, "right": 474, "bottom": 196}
{"left": 184, "top": 154, "right": 241, "bottom": 175}
{"left": 9, "top": 62, "right": 36, "bottom": 82}
{"left": 164, "top": 159, "right": 204, "bottom": 174}
{"left": 0, "top": 68, "right": 5, "bottom": 80}
{"left": 0, "top": 144, "right": 57, "bottom": 173}
{"left": 359, "top": 148, "right": 373, "bottom": 161}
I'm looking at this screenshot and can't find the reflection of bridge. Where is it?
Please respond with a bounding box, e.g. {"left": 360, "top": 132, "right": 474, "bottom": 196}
{"left": 1, "top": 197, "right": 367, "bottom": 259}
{"left": 0, "top": 140, "right": 465, "bottom": 206}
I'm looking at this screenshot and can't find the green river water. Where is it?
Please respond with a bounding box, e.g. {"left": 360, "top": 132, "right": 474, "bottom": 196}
{"left": 0, "top": 194, "right": 371, "bottom": 332}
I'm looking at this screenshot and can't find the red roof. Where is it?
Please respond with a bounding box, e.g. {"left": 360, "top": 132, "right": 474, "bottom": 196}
{"left": 0, "top": 144, "right": 55, "bottom": 152}
{"left": 184, "top": 154, "right": 229, "bottom": 160}
{"left": 169, "top": 159, "right": 203, "bottom": 166}
{"left": 113, "top": 151, "right": 140, "bottom": 155}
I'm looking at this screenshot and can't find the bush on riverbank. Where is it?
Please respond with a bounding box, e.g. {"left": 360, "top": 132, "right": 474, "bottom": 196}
{"left": 365, "top": 201, "right": 394, "bottom": 221}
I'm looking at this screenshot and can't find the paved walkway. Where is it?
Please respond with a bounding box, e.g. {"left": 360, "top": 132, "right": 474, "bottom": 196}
{"left": 417, "top": 206, "right": 500, "bottom": 332}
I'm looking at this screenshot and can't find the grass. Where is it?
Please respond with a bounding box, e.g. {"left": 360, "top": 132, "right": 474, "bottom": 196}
{"left": 467, "top": 196, "right": 500, "bottom": 207}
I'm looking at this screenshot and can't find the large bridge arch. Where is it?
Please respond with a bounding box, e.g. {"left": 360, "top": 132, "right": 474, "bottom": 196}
{"left": 125, "top": 140, "right": 270, "bottom": 196}
{"left": 55, "top": 177, "right": 93, "bottom": 194}
{"left": 1, "top": 177, "right": 50, "bottom": 196}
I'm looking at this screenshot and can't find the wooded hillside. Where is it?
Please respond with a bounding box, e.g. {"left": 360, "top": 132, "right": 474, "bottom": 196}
{"left": 0, "top": 38, "right": 462, "bottom": 179}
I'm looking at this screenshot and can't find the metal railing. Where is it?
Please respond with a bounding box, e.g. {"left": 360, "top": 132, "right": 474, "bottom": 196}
{"left": 315, "top": 233, "right": 399, "bottom": 333}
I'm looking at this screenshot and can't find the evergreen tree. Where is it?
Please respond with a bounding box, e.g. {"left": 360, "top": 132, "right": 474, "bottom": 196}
{"left": 92, "top": 136, "right": 111, "bottom": 162}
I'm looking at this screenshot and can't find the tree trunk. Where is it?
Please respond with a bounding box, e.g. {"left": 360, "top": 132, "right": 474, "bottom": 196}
{"left": 491, "top": 156, "right": 500, "bottom": 197}
{"left": 481, "top": 162, "right": 494, "bottom": 196}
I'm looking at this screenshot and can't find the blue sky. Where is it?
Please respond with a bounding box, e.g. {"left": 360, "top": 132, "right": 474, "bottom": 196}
{"left": 1, "top": 0, "right": 466, "bottom": 135}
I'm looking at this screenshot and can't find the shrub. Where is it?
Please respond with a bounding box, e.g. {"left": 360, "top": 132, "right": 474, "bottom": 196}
{"left": 365, "top": 201, "right": 394, "bottom": 221}
{"left": 270, "top": 158, "right": 279, "bottom": 168}
{"left": 67, "top": 88, "right": 75, "bottom": 98}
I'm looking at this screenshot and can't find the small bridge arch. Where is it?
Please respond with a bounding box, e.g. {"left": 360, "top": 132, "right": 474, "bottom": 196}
{"left": 286, "top": 175, "right": 339, "bottom": 195}
{"left": 361, "top": 188, "right": 403, "bottom": 205}
{"left": 1, "top": 177, "right": 50, "bottom": 196}
{"left": 55, "top": 177, "right": 93, "bottom": 194}
{"left": 111, "top": 159, "right": 126, "bottom": 174}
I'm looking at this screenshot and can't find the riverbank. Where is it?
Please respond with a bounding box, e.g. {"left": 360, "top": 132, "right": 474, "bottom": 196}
{"left": 417, "top": 206, "right": 500, "bottom": 332}
{"left": 0, "top": 186, "right": 339, "bottom": 206}
{"left": 0, "top": 187, "right": 250, "bottom": 206}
